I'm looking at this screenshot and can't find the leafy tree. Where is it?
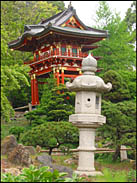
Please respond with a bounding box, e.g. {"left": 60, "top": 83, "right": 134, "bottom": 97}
{"left": 47, "top": 1, "right": 65, "bottom": 11}
{"left": 1, "top": 1, "right": 65, "bottom": 121}
{"left": 1, "top": 65, "right": 30, "bottom": 122}
{"left": 125, "top": 1, "right": 136, "bottom": 33}
{"left": 94, "top": 1, "right": 112, "bottom": 28}
{"left": 21, "top": 122, "right": 79, "bottom": 155}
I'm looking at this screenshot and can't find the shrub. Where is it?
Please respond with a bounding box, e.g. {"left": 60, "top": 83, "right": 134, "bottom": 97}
{"left": 9, "top": 126, "right": 25, "bottom": 141}
{"left": 1, "top": 165, "right": 85, "bottom": 182}
{"left": 20, "top": 122, "right": 79, "bottom": 155}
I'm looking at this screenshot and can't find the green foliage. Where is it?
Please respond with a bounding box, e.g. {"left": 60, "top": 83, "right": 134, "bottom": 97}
{"left": 21, "top": 122, "right": 79, "bottom": 155}
{"left": 9, "top": 126, "right": 25, "bottom": 141}
{"left": 1, "top": 165, "right": 84, "bottom": 182}
{"left": 117, "top": 70, "right": 136, "bottom": 100}
{"left": 102, "top": 70, "right": 132, "bottom": 102}
{"left": 1, "top": 1, "right": 65, "bottom": 121}
{"left": 93, "top": 1, "right": 136, "bottom": 162}
{"left": 95, "top": 153, "right": 118, "bottom": 163}
{"left": 47, "top": 1, "right": 65, "bottom": 11}
{"left": 24, "top": 108, "right": 46, "bottom": 126}
{"left": 98, "top": 100, "right": 136, "bottom": 160}
{"left": 24, "top": 76, "right": 75, "bottom": 125}
{"left": 95, "top": 1, "right": 112, "bottom": 28}
{"left": 125, "top": 1, "right": 136, "bottom": 34}
{"left": 64, "top": 173, "right": 85, "bottom": 182}
{"left": 2, "top": 165, "right": 135, "bottom": 182}
{"left": 40, "top": 76, "right": 75, "bottom": 122}
{"left": 127, "top": 169, "right": 136, "bottom": 182}
{"left": 1, "top": 65, "right": 30, "bottom": 122}
{"left": 95, "top": 168, "right": 127, "bottom": 182}
{"left": 93, "top": 1, "right": 136, "bottom": 72}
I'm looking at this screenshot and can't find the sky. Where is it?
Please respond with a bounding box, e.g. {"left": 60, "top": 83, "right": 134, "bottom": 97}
{"left": 64, "top": 1, "right": 132, "bottom": 27}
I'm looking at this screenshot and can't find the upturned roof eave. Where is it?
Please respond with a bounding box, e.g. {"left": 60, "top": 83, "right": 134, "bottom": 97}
{"left": 50, "top": 25, "right": 108, "bottom": 37}
{"left": 8, "top": 24, "right": 108, "bottom": 49}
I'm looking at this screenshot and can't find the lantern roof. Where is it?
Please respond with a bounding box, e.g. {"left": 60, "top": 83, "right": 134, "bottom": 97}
{"left": 66, "top": 54, "right": 112, "bottom": 92}
{"left": 8, "top": 5, "right": 108, "bottom": 52}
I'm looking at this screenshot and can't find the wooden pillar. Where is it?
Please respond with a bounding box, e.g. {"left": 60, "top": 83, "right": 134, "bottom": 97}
{"left": 61, "top": 68, "right": 64, "bottom": 84}
{"left": 56, "top": 69, "right": 60, "bottom": 86}
{"left": 31, "top": 74, "right": 39, "bottom": 105}
{"left": 35, "top": 77, "right": 39, "bottom": 104}
{"left": 33, "top": 74, "right": 37, "bottom": 105}
{"left": 31, "top": 75, "right": 34, "bottom": 105}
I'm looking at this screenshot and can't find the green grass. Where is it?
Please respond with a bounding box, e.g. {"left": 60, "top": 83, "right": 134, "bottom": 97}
{"left": 88, "top": 168, "right": 134, "bottom": 182}
{"left": 1, "top": 150, "right": 136, "bottom": 182}
{"left": 52, "top": 154, "right": 77, "bottom": 170}
{"left": 51, "top": 154, "right": 136, "bottom": 182}
{"left": 1, "top": 116, "right": 29, "bottom": 140}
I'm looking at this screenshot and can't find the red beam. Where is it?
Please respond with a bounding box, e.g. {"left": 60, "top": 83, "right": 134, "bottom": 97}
{"left": 62, "top": 74, "right": 79, "bottom": 78}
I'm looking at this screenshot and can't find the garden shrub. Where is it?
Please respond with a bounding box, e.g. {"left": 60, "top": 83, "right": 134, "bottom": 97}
{"left": 1, "top": 165, "right": 85, "bottom": 182}
{"left": 9, "top": 126, "right": 25, "bottom": 141}
{"left": 20, "top": 121, "right": 79, "bottom": 155}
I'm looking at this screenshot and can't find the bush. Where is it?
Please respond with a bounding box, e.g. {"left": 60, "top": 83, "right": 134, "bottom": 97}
{"left": 20, "top": 121, "right": 79, "bottom": 155}
{"left": 1, "top": 165, "right": 85, "bottom": 182}
{"left": 9, "top": 126, "right": 25, "bottom": 141}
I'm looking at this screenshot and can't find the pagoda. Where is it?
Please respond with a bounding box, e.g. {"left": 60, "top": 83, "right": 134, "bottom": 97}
{"left": 8, "top": 4, "right": 108, "bottom": 106}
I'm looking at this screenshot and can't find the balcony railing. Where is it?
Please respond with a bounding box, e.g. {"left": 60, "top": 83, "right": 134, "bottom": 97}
{"left": 25, "top": 50, "right": 88, "bottom": 65}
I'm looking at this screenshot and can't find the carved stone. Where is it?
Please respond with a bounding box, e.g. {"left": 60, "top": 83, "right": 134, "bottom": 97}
{"left": 66, "top": 53, "right": 112, "bottom": 176}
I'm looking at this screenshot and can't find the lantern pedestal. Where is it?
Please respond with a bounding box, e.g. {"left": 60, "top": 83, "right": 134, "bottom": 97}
{"left": 69, "top": 114, "right": 105, "bottom": 176}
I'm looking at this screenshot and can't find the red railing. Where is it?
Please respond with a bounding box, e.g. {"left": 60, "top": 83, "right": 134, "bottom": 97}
{"left": 25, "top": 50, "right": 88, "bottom": 65}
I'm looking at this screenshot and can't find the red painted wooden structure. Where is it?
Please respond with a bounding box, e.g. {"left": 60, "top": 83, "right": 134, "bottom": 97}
{"left": 8, "top": 5, "right": 108, "bottom": 106}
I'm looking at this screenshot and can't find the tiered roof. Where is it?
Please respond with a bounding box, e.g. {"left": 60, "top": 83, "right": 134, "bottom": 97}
{"left": 8, "top": 5, "right": 108, "bottom": 52}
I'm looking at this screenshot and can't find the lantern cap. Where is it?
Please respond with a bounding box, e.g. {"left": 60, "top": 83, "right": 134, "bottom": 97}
{"left": 82, "top": 53, "right": 97, "bottom": 75}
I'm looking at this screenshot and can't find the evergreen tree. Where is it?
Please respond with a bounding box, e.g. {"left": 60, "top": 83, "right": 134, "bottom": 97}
{"left": 97, "top": 70, "right": 136, "bottom": 161}
{"left": 93, "top": 1, "right": 136, "bottom": 72}
{"left": 99, "top": 100, "right": 136, "bottom": 161}
{"left": 93, "top": 2, "right": 136, "bottom": 161}
{"left": 25, "top": 75, "right": 75, "bottom": 125}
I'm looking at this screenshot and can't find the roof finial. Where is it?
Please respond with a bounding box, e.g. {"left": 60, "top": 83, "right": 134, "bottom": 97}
{"left": 68, "top": 1, "right": 72, "bottom": 8}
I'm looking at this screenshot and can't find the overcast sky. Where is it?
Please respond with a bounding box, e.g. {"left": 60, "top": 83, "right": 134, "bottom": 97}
{"left": 64, "top": 1, "right": 132, "bottom": 27}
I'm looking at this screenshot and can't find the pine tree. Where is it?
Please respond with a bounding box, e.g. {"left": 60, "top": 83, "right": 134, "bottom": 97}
{"left": 93, "top": 2, "right": 136, "bottom": 161}
{"left": 25, "top": 75, "right": 75, "bottom": 125}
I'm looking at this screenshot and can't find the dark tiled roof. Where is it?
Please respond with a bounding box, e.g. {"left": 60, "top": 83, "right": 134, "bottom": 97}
{"left": 8, "top": 5, "right": 108, "bottom": 51}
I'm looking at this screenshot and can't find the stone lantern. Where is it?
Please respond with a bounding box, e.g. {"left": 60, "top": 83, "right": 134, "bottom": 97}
{"left": 66, "top": 54, "right": 112, "bottom": 176}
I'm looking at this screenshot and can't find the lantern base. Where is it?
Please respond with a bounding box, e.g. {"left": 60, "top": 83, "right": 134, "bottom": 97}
{"left": 74, "top": 170, "right": 103, "bottom": 177}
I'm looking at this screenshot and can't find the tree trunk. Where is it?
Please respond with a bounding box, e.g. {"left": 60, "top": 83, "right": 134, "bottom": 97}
{"left": 49, "top": 148, "right": 53, "bottom": 155}
{"left": 113, "top": 145, "right": 121, "bottom": 161}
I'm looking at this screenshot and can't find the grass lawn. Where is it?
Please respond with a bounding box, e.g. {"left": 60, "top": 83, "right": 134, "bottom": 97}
{"left": 2, "top": 152, "right": 136, "bottom": 182}
{"left": 52, "top": 154, "right": 136, "bottom": 182}
{"left": 1, "top": 116, "right": 136, "bottom": 182}
{"left": 1, "top": 116, "right": 29, "bottom": 140}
